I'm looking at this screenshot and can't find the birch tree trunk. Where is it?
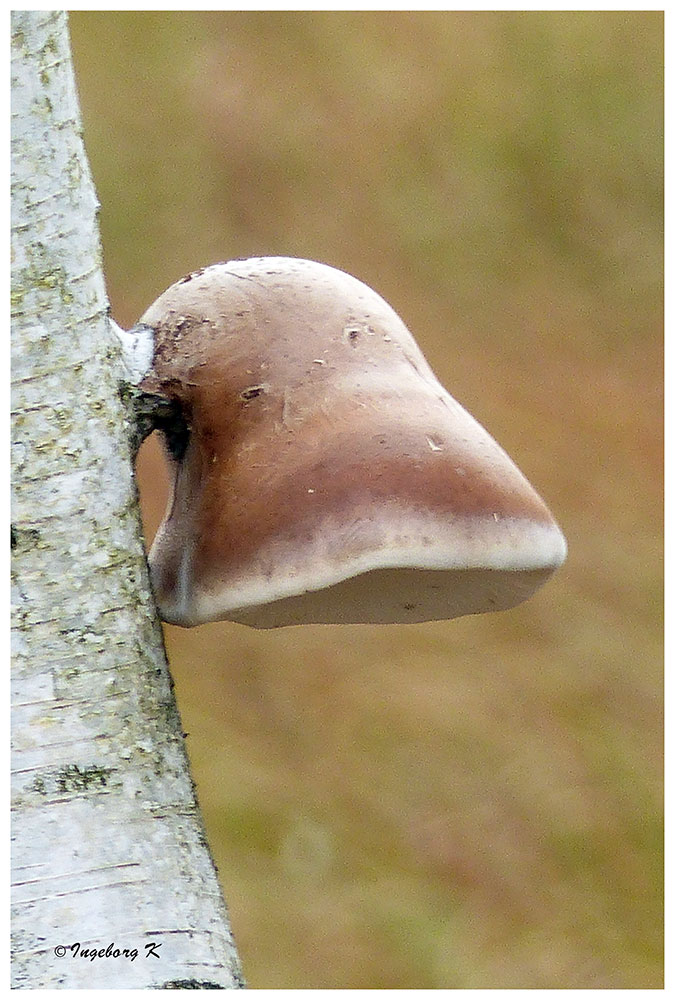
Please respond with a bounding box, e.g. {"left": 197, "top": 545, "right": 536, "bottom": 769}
{"left": 11, "top": 11, "right": 244, "bottom": 988}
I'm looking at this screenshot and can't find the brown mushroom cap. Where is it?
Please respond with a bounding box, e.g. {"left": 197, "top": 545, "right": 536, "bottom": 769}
{"left": 139, "top": 257, "right": 566, "bottom": 628}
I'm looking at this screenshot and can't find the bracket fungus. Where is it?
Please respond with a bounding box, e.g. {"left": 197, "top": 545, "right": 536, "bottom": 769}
{"left": 135, "top": 256, "right": 566, "bottom": 628}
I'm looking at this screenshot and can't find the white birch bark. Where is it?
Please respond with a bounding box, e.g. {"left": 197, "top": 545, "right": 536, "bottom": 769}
{"left": 11, "top": 11, "right": 244, "bottom": 988}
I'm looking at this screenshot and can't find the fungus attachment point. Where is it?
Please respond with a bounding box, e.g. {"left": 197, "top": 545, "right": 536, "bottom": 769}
{"left": 139, "top": 257, "right": 566, "bottom": 628}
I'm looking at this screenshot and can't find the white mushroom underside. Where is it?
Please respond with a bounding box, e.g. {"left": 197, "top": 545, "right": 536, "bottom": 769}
{"left": 155, "top": 510, "right": 567, "bottom": 627}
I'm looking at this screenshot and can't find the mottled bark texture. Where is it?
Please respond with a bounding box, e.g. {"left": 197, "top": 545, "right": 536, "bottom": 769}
{"left": 11, "top": 11, "right": 244, "bottom": 989}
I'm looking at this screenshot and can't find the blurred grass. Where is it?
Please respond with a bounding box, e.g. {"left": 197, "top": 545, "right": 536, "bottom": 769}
{"left": 69, "top": 11, "right": 662, "bottom": 988}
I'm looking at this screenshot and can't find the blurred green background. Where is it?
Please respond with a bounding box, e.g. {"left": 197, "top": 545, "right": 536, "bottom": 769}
{"left": 69, "top": 11, "right": 662, "bottom": 989}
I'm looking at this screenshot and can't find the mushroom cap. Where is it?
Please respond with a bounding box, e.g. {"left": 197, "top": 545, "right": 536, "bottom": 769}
{"left": 139, "top": 257, "right": 566, "bottom": 628}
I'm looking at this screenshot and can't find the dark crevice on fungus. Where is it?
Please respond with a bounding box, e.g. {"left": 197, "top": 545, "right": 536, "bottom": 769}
{"left": 122, "top": 385, "right": 190, "bottom": 461}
